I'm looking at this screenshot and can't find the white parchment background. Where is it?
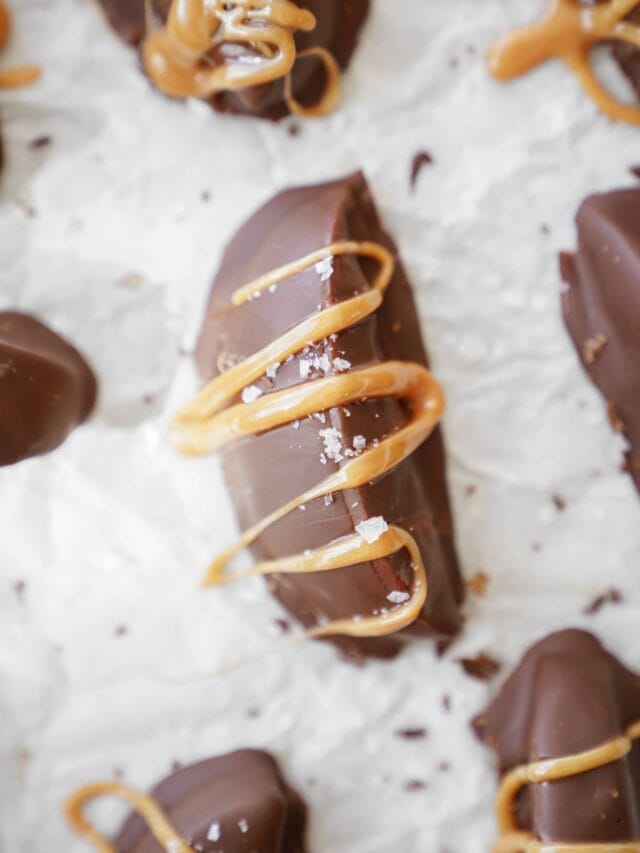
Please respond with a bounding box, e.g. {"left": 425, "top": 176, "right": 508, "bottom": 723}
{"left": 1, "top": 1, "right": 640, "bottom": 851}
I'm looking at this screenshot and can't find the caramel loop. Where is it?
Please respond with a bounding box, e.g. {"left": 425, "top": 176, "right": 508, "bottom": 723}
{"left": 65, "top": 781, "right": 193, "bottom": 852}
{"left": 171, "top": 241, "right": 446, "bottom": 639}
{"left": 487, "top": 0, "right": 640, "bottom": 126}
{"left": 143, "top": 0, "right": 341, "bottom": 114}
{"left": 494, "top": 720, "right": 640, "bottom": 853}
{"left": 0, "top": 1, "right": 40, "bottom": 88}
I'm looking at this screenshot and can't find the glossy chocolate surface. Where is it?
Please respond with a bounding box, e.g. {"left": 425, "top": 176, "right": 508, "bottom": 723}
{"left": 561, "top": 187, "right": 640, "bottom": 493}
{"left": 94, "top": 0, "right": 369, "bottom": 120}
{"left": 0, "top": 311, "right": 96, "bottom": 465}
{"left": 116, "top": 750, "right": 306, "bottom": 853}
{"left": 195, "top": 173, "right": 464, "bottom": 659}
{"left": 475, "top": 629, "right": 640, "bottom": 844}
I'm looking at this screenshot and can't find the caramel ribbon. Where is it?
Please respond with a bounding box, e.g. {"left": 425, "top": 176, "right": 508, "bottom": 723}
{"left": 171, "top": 240, "right": 446, "bottom": 639}
{"left": 0, "top": 1, "right": 40, "bottom": 87}
{"left": 494, "top": 720, "right": 640, "bottom": 853}
{"left": 143, "top": 0, "right": 340, "bottom": 116}
{"left": 488, "top": 0, "right": 640, "bottom": 126}
{"left": 65, "top": 781, "right": 192, "bottom": 852}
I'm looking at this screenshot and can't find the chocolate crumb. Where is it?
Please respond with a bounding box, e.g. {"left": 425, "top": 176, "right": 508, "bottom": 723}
{"left": 14, "top": 580, "right": 26, "bottom": 600}
{"left": 464, "top": 484, "right": 477, "bottom": 497}
{"left": 630, "top": 165, "right": 640, "bottom": 179}
{"left": 404, "top": 779, "right": 427, "bottom": 791}
{"left": 395, "top": 727, "right": 428, "bottom": 740}
{"left": 466, "top": 571, "right": 489, "bottom": 597}
{"left": 540, "top": 223, "right": 551, "bottom": 235}
{"left": 410, "top": 151, "right": 434, "bottom": 191}
{"left": 201, "top": 190, "right": 211, "bottom": 203}
{"left": 287, "top": 123, "right": 301, "bottom": 137}
{"left": 29, "top": 135, "right": 52, "bottom": 149}
{"left": 272, "top": 618, "right": 291, "bottom": 634}
{"left": 143, "top": 393, "right": 155, "bottom": 405}
{"left": 442, "top": 694, "right": 452, "bottom": 713}
{"left": 583, "top": 332, "right": 608, "bottom": 365}
{"left": 584, "top": 587, "right": 623, "bottom": 615}
{"left": 552, "top": 494, "right": 566, "bottom": 512}
{"left": 114, "top": 624, "right": 128, "bottom": 637}
{"left": 532, "top": 542, "right": 542, "bottom": 552}
{"left": 247, "top": 707, "right": 260, "bottom": 718}
{"left": 171, "top": 760, "right": 183, "bottom": 773}
{"left": 458, "top": 652, "right": 502, "bottom": 681}
{"left": 438, "top": 761, "right": 451, "bottom": 772}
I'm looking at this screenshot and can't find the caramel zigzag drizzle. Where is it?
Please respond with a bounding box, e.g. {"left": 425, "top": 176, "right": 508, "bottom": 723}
{"left": 494, "top": 719, "right": 640, "bottom": 853}
{"left": 65, "top": 781, "right": 192, "bottom": 853}
{"left": 143, "top": 0, "right": 340, "bottom": 116}
{"left": 171, "top": 240, "right": 446, "bottom": 640}
{"left": 488, "top": 0, "right": 640, "bottom": 126}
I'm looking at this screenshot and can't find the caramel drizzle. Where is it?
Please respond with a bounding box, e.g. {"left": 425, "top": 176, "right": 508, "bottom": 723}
{"left": 494, "top": 720, "right": 640, "bottom": 853}
{"left": 171, "top": 241, "right": 446, "bottom": 639}
{"left": 488, "top": 0, "right": 640, "bottom": 126}
{"left": 65, "top": 781, "right": 193, "bottom": 852}
{"left": 0, "top": 1, "right": 40, "bottom": 87}
{"left": 142, "top": 0, "right": 340, "bottom": 116}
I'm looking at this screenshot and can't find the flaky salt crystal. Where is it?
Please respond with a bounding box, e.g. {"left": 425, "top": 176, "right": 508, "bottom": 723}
{"left": 239, "top": 820, "right": 249, "bottom": 834}
{"left": 387, "top": 590, "right": 410, "bottom": 604}
{"left": 356, "top": 516, "right": 389, "bottom": 544}
{"left": 315, "top": 255, "right": 334, "bottom": 282}
{"left": 353, "top": 435, "right": 366, "bottom": 452}
{"left": 241, "top": 385, "right": 263, "bottom": 403}
{"left": 207, "top": 822, "right": 221, "bottom": 842}
{"left": 319, "top": 427, "right": 344, "bottom": 462}
{"left": 265, "top": 361, "right": 280, "bottom": 380}
{"left": 333, "top": 357, "right": 351, "bottom": 372}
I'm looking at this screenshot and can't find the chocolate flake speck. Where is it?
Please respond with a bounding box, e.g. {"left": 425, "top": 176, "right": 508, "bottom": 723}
{"left": 552, "top": 494, "right": 566, "bottom": 512}
{"left": 404, "top": 779, "right": 427, "bottom": 791}
{"left": 114, "top": 625, "right": 128, "bottom": 637}
{"left": 458, "top": 652, "right": 502, "bottom": 681}
{"left": 630, "top": 165, "right": 640, "bottom": 179}
{"left": 14, "top": 580, "right": 26, "bottom": 600}
{"left": 584, "top": 588, "right": 623, "bottom": 615}
{"left": 410, "top": 151, "right": 434, "bottom": 191}
{"left": 395, "top": 727, "right": 428, "bottom": 740}
{"left": 29, "top": 135, "right": 52, "bottom": 149}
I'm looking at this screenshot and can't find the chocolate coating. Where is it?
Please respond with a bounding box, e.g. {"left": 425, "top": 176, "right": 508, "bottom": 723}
{"left": 116, "top": 750, "right": 307, "bottom": 853}
{"left": 0, "top": 312, "right": 97, "bottom": 465}
{"left": 560, "top": 188, "right": 640, "bottom": 493}
{"left": 475, "top": 629, "right": 640, "bottom": 844}
{"left": 94, "top": 0, "right": 369, "bottom": 120}
{"left": 196, "top": 172, "right": 464, "bottom": 659}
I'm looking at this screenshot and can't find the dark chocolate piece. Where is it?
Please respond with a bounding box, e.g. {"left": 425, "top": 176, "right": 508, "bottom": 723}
{"left": 560, "top": 188, "right": 640, "bottom": 493}
{"left": 474, "top": 629, "right": 640, "bottom": 844}
{"left": 196, "top": 172, "right": 464, "bottom": 659}
{"left": 0, "top": 312, "right": 96, "bottom": 465}
{"left": 116, "top": 750, "right": 307, "bottom": 853}
{"left": 95, "top": 0, "right": 369, "bottom": 120}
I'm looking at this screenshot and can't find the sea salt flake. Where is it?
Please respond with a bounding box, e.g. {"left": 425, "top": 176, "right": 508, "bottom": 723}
{"left": 292, "top": 420, "right": 300, "bottom": 430}
{"left": 241, "top": 384, "right": 264, "bottom": 404}
{"left": 207, "top": 822, "right": 221, "bottom": 842}
{"left": 265, "top": 361, "right": 281, "bottom": 380}
{"left": 316, "top": 353, "right": 331, "bottom": 374}
{"left": 324, "top": 494, "right": 334, "bottom": 506}
{"left": 299, "top": 358, "right": 312, "bottom": 379}
{"left": 319, "top": 427, "right": 344, "bottom": 462}
{"left": 312, "top": 411, "right": 326, "bottom": 424}
{"left": 268, "top": 283, "right": 278, "bottom": 293}
{"left": 166, "top": 841, "right": 184, "bottom": 853}
{"left": 353, "top": 435, "right": 367, "bottom": 452}
{"left": 333, "top": 357, "right": 351, "bottom": 372}
{"left": 239, "top": 820, "right": 250, "bottom": 834}
{"left": 315, "top": 255, "right": 334, "bottom": 281}
{"left": 356, "top": 516, "right": 389, "bottom": 544}
{"left": 387, "top": 590, "right": 410, "bottom": 604}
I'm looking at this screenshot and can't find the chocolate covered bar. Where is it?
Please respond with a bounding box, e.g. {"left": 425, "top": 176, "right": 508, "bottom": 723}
{"left": 66, "top": 749, "right": 307, "bottom": 852}
{"left": 475, "top": 629, "right": 640, "bottom": 850}
{"left": 0, "top": 312, "right": 97, "bottom": 465}
{"left": 560, "top": 187, "right": 640, "bottom": 493}
{"left": 171, "top": 173, "right": 464, "bottom": 659}
{"left": 487, "top": 0, "right": 640, "bottom": 125}
{"left": 95, "top": 0, "right": 369, "bottom": 120}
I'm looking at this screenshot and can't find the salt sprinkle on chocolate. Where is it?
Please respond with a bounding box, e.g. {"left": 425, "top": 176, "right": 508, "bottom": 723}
{"left": 315, "top": 255, "right": 334, "bottom": 282}
{"left": 241, "top": 385, "right": 263, "bottom": 404}
{"left": 356, "top": 516, "right": 389, "bottom": 544}
{"left": 387, "top": 589, "right": 410, "bottom": 604}
{"left": 207, "top": 822, "right": 221, "bottom": 842}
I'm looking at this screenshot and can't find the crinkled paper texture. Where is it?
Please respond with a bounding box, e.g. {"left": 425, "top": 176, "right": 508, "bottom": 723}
{"left": 1, "top": 1, "right": 640, "bottom": 850}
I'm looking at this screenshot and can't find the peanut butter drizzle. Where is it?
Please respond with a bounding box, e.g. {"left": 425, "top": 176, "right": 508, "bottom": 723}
{"left": 0, "top": 1, "right": 40, "bottom": 88}
{"left": 142, "top": 0, "right": 341, "bottom": 117}
{"left": 171, "top": 241, "right": 446, "bottom": 639}
{"left": 65, "top": 781, "right": 193, "bottom": 852}
{"left": 494, "top": 720, "right": 640, "bottom": 853}
{"left": 488, "top": 0, "right": 640, "bottom": 126}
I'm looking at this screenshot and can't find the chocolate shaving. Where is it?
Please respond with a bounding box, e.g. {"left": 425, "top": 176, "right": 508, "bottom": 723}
{"left": 395, "top": 727, "right": 428, "bottom": 740}
{"left": 29, "top": 135, "right": 51, "bottom": 149}
{"left": 458, "top": 652, "right": 502, "bottom": 681}
{"left": 631, "top": 165, "right": 640, "bottom": 179}
{"left": 404, "top": 779, "right": 427, "bottom": 791}
{"left": 583, "top": 587, "right": 623, "bottom": 615}
{"left": 410, "top": 151, "right": 434, "bottom": 191}
{"left": 552, "top": 494, "right": 566, "bottom": 512}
